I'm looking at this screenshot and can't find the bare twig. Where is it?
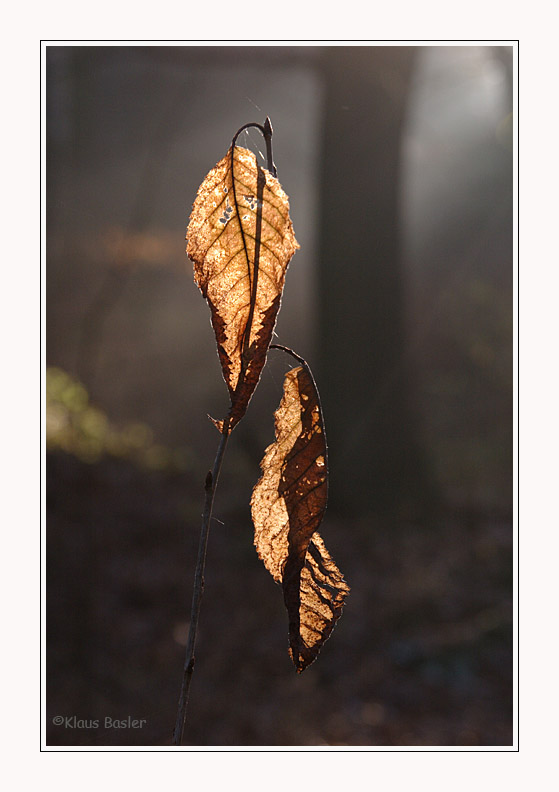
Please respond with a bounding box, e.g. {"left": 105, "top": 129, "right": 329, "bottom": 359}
{"left": 172, "top": 423, "right": 230, "bottom": 746}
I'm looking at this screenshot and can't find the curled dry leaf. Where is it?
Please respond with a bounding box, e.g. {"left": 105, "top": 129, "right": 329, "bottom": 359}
{"left": 251, "top": 365, "right": 349, "bottom": 672}
{"left": 186, "top": 144, "right": 299, "bottom": 432}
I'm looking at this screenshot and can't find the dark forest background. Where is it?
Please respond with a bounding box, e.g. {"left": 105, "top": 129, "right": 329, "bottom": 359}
{"left": 46, "top": 44, "right": 514, "bottom": 746}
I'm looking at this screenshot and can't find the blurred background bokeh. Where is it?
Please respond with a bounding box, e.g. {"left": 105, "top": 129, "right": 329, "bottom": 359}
{"left": 46, "top": 44, "right": 514, "bottom": 746}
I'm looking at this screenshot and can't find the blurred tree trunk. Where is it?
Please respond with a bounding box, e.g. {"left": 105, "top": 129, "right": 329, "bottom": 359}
{"left": 316, "top": 46, "right": 437, "bottom": 520}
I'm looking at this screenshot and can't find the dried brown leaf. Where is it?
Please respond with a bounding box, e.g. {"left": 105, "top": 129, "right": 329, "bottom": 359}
{"left": 251, "top": 365, "right": 349, "bottom": 672}
{"left": 186, "top": 144, "right": 299, "bottom": 432}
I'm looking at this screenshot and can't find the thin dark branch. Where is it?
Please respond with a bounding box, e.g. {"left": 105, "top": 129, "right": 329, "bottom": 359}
{"left": 231, "top": 120, "right": 265, "bottom": 148}
{"left": 269, "top": 343, "right": 307, "bottom": 367}
{"left": 231, "top": 117, "right": 277, "bottom": 177}
{"left": 172, "top": 421, "right": 230, "bottom": 746}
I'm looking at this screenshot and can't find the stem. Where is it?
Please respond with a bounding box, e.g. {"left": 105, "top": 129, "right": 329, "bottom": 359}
{"left": 172, "top": 423, "right": 230, "bottom": 746}
{"left": 230, "top": 117, "right": 276, "bottom": 177}
{"left": 269, "top": 343, "right": 307, "bottom": 367}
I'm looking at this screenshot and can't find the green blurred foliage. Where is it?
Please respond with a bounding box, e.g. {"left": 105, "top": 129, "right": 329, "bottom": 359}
{"left": 46, "top": 366, "right": 196, "bottom": 472}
